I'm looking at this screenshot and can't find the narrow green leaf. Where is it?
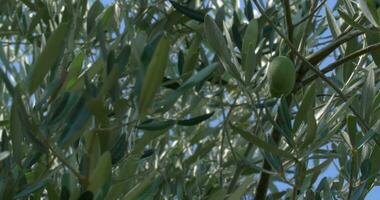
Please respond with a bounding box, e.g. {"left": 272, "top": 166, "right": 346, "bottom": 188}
{"left": 338, "top": 9, "right": 379, "bottom": 34}
{"left": 295, "top": 162, "right": 307, "bottom": 187}
{"left": 204, "top": 15, "right": 241, "bottom": 81}
{"left": 177, "top": 50, "right": 184, "bottom": 75}
{"left": 232, "top": 12, "right": 243, "bottom": 50}
{"left": 138, "top": 35, "right": 170, "bottom": 118}
{"left": 29, "top": 22, "right": 69, "bottom": 93}
{"left": 87, "top": 0, "right": 104, "bottom": 35}
{"left": 278, "top": 98, "right": 293, "bottom": 145}
{"left": 14, "top": 172, "right": 53, "bottom": 198}
{"left": 366, "top": 32, "right": 380, "bottom": 67}
{"left": 325, "top": 6, "right": 341, "bottom": 39}
{"left": 157, "top": 63, "right": 218, "bottom": 109}
{"left": 369, "top": 145, "right": 380, "bottom": 183}
{"left": 358, "top": 0, "right": 379, "bottom": 27}
{"left": 230, "top": 124, "right": 294, "bottom": 159}
{"left": 360, "top": 159, "right": 371, "bottom": 180}
{"left": 306, "top": 158, "right": 333, "bottom": 175}
{"left": 169, "top": 0, "right": 205, "bottom": 22}
{"left": 183, "top": 35, "right": 201, "bottom": 79}
{"left": 96, "top": 5, "right": 115, "bottom": 32}
{"left": 88, "top": 151, "right": 112, "bottom": 193}
{"left": 20, "top": 0, "right": 36, "bottom": 11}
{"left": 135, "top": 177, "right": 161, "bottom": 200}
{"left": 78, "top": 191, "right": 94, "bottom": 200}
{"left": 356, "top": 126, "right": 378, "bottom": 149}
{"left": 0, "top": 120, "right": 8, "bottom": 127}
{"left": 362, "top": 68, "right": 375, "bottom": 122}
{"left": 10, "top": 101, "right": 24, "bottom": 163}
{"left": 294, "top": 82, "right": 316, "bottom": 130}
{"left": 244, "top": 0, "right": 253, "bottom": 21}
{"left": 137, "top": 119, "right": 175, "bottom": 130}
{"left": 0, "top": 151, "right": 10, "bottom": 161}
{"left": 59, "top": 107, "right": 91, "bottom": 148}
{"left": 177, "top": 112, "right": 214, "bottom": 126}
{"left": 347, "top": 115, "right": 357, "bottom": 147}
{"left": 342, "top": 38, "right": 360, "bottom": 82}
{"left": 227, "top": 176, "right": 253, "bottom": 200}
{"left": 207, "top": 188, "right": 226, "bottom": 200}
{"left": 184, "top": 140, "right": 217, "bottom": 165}
{"left": 267, "top": 192, "right": 287, "bottom": 200}
{"left": 262, "top": 149, "right": 283, "bottom": 172}
{"left": 204, "top": 15, "right": 230, "bottom": 60}
{"left": 63, "top": 52, "right": 84, "bottom": 91}
{"left": 122, "top": 172, "right": 158, "bottom": 200}
{"left": 242, "top": 19, "right": 258, "bottom": 82}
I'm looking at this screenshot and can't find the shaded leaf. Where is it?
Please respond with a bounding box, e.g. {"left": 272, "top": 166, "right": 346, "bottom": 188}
{"left": 177, "top": 112, "right": 214, "bottom": 126}
{"left": 204, "top": 15, "right": 241, "bottom": 81}
{"left": 63, "top": 52, "right": 84, "bottom": 91}
{"left": 88, "top": 151, "right": 112, "bottom": 193}
{"left": 137, "top": 119, "right": 175, "bottom": 130}
{"left": 138, "top": 35, "right": 170, "bottom": 118}
{"left": 361, "top": 68, "right": 375, "bottom": 122}
{"left": 157, "top": 63, "right": 218, "bottom": 109}
{"left": 29, "top": 23, "right": 69, "bottom": 93}
{"left": 227, "top": 176, "right": 253, "bottom": 200}
{"left": 122, "top": 172, "right": 158, "bottom": 200}
{"left": 0, "top": 151, "right": 10, "bottom": 161}
{"left": 169, "top": 0, "right": 205, "bottom": 22}
{"left": 242, "top": 19, "right": 258, "bottom": 82}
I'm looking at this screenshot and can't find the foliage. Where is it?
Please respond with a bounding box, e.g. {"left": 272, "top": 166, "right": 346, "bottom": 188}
{"left": 1, "top": 0, "right": 380, "bottom": 199}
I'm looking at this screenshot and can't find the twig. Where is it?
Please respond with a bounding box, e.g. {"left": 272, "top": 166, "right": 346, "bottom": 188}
{"left": 42, "top": 138, "right": 88, "bottom": 186}
{"left": 293, "top": 0, "right": 328, "bottom": 27}
{"left": 282, "top": 0, "right": 294, "bottom": 58}
{"left": 306, "top": 30, "right": 363, "bottom": 65}
{"left": 303, "top": 42, "right": 380, "bottom": 85}
{"left": 296, "top": 0, "right": 318, "bottom": 81}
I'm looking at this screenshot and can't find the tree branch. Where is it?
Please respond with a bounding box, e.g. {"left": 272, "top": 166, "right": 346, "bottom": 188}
{"left": 293, "top": 0, "right": 327, "bottom": 27}
{"left": 302, "top": 42, "right": 380, "bottom": 85}
{"left": 306, "top": 30, "right": 363, "bottom": 65}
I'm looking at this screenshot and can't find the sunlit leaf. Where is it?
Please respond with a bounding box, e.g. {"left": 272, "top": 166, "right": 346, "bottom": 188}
{"left": 231, "top": 123, "right": 294, "bottom": 159}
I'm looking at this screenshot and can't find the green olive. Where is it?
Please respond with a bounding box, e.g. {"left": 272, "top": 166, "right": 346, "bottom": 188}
{"left": 267, "top": 56, "right": 296, "bottom": 97}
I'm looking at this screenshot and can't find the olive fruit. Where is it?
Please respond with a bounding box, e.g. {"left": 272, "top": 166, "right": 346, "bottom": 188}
{"left": 267, "top": 56, "right": 296, "bottom": 97}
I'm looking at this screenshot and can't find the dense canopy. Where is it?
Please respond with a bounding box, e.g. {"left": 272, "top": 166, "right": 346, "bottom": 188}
{"left": 1, "top": 0, "right": 380, "bottom": 199}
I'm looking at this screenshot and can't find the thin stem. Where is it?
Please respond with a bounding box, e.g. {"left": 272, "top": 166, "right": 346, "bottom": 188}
{"left": 347, "top": 150, "right": 356, "bottom": 200}
{"left": 282, "top": 0, "right": 294, "bottom": 58}
{"left": 297, "top": 0, "right": 317, "bottom": 54}
{"left": 43, "top": 138, "right": 88, "bottom": 186}
{"left": 303, "top": 42, "right": 380, "bottom": 85}
{"left": 306, "top": 30, "right": 363, "bottom": 65}
{"left": 296, "top": 0, "right": 318, "bottom": 82}
{"left": 227, "top": 143, "right": 253, "bottom": 193}
{"left": 293, "top": 0, "right": 328, "bottom": 27}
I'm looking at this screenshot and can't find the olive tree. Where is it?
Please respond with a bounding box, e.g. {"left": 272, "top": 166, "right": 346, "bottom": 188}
{"left": 0, "top": 0, "right": 380, "bottom": 199}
